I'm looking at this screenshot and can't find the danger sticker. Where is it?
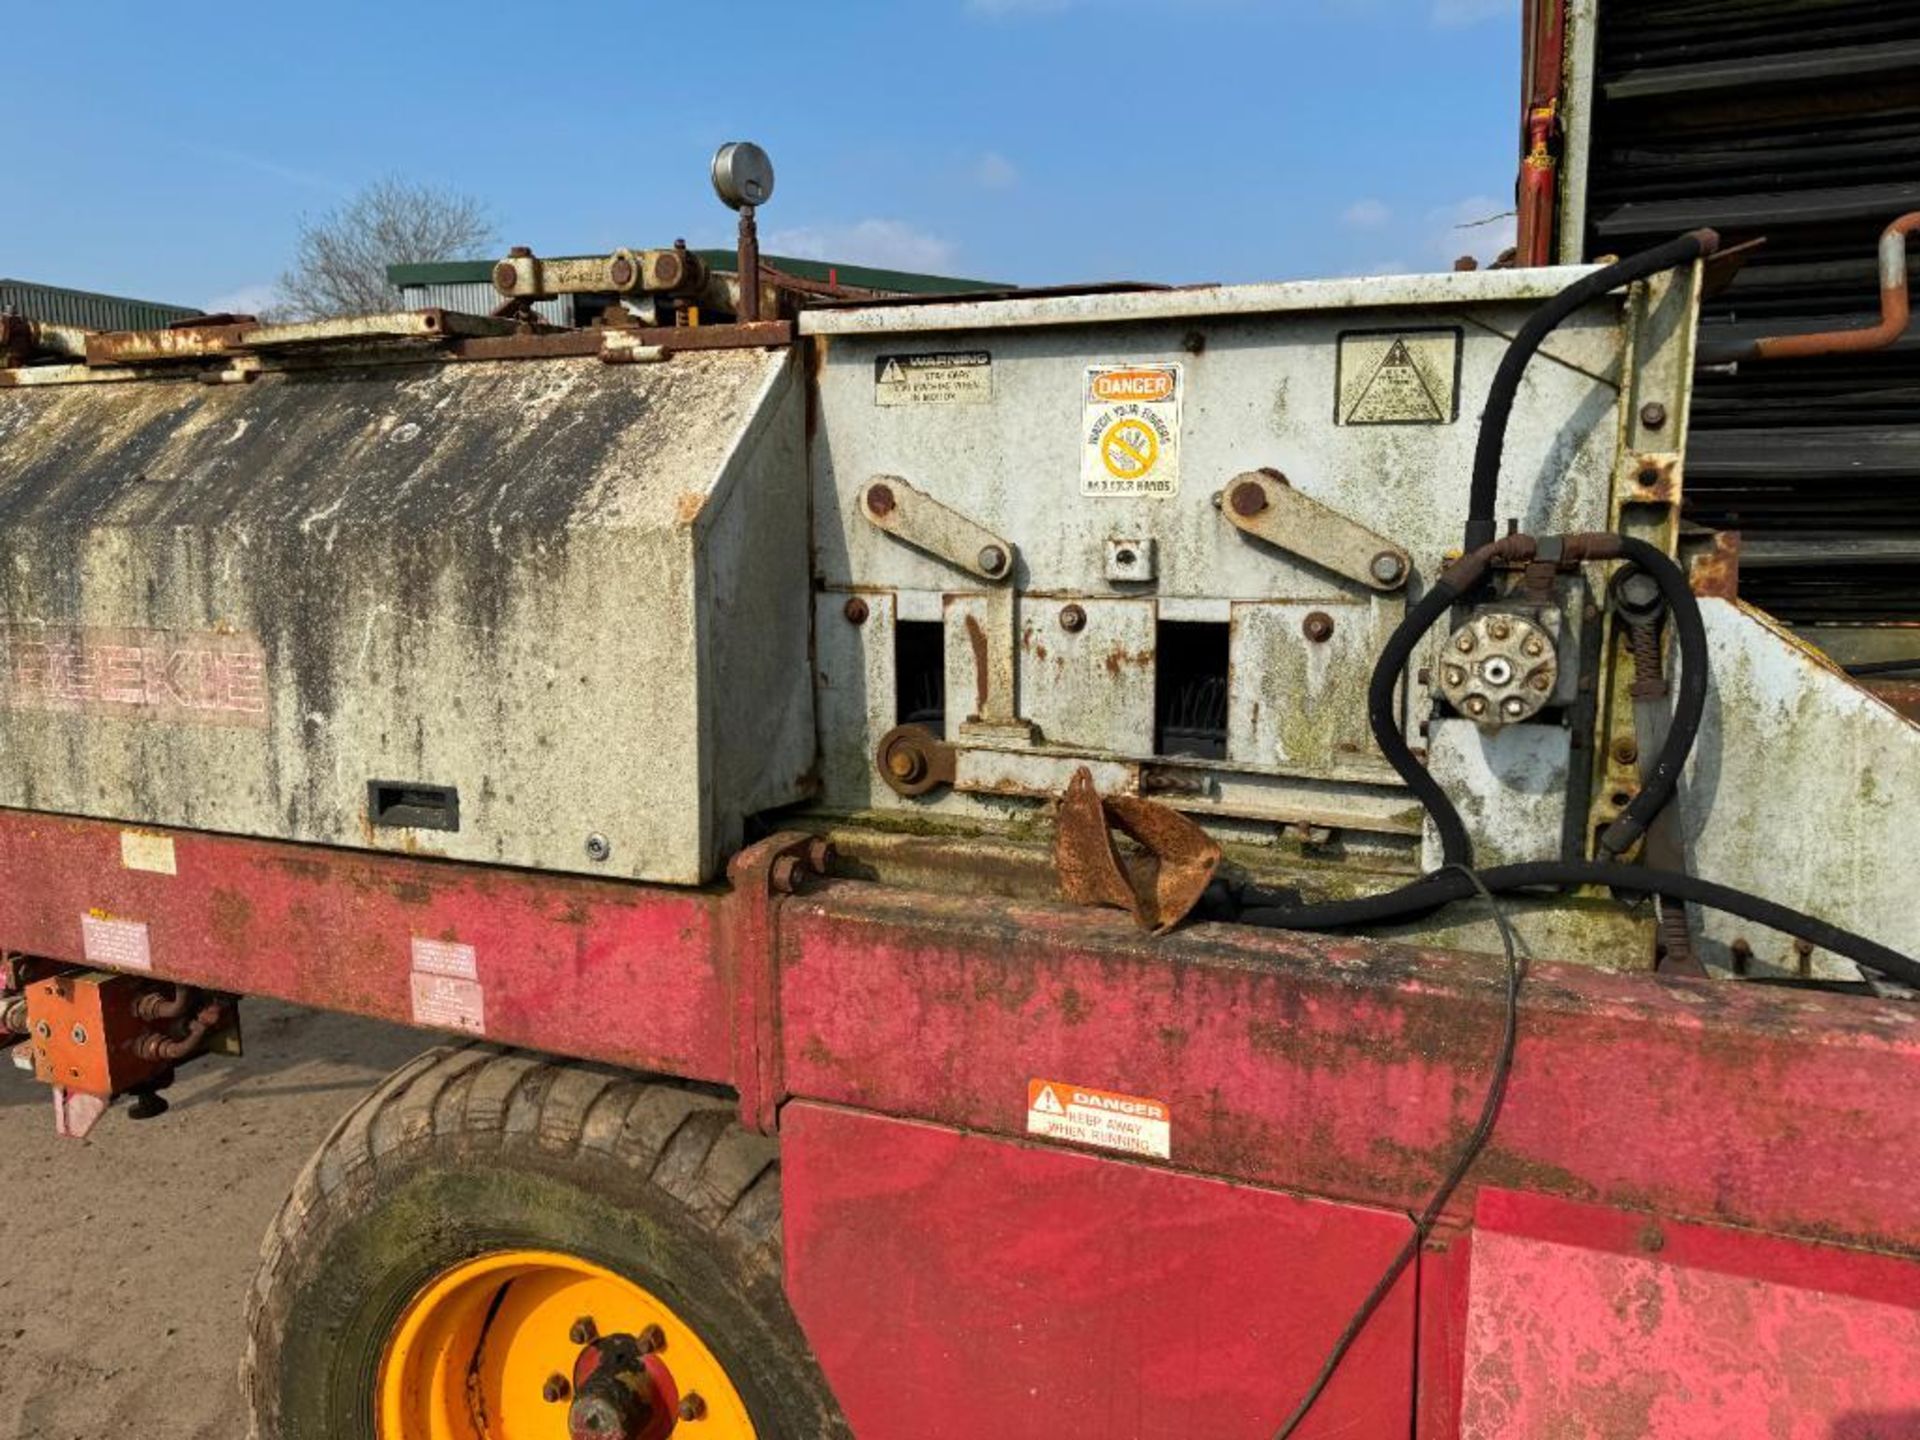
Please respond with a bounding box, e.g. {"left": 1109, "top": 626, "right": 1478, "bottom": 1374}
{"left": 410, "top": 972, "right": 486, "bottom": 1034}
{"left": 1336, "top": 329, "right": 1460, "bottom": 425}
{"left": 1082, "top": 363, "right": 1182, "bottom": 498}
{"left": 875, "top": 351, "right": 992, "bottom": 406}
{"left": 81, "top": 914, "right": 152, "bottom": 972}
{"left": 1027, "top": 1078, "right": 1171, "bottom": 1159}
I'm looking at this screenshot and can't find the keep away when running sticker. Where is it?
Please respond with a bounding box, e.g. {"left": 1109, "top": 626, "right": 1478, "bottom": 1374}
{"left": 1027, "top": 1078, "right": 1171, "bottom": 1159}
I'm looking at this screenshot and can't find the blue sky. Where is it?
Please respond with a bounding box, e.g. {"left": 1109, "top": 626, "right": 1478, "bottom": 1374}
{"left": 9, "top": 0, "right": 1520, "bottom": 312}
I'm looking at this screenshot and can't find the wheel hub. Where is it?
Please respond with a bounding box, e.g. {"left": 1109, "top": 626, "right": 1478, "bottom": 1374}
{"left": 568, "top": 1332, "right": 680, "bottom": 1440}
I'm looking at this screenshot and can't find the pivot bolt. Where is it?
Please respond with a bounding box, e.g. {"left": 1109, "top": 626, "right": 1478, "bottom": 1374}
{"left": 569, "top": 1316, "right": 599, "bottom": 1346}
{"left": 977, "top": 545, "right": 1008, "bottom": 576}
{"left": 865, "top": 482, "right": 896, "bottom": 517}
{"left": 1640, "top": 402, "right": 1668, "bottom": 430}
{"left": 1228, "top": 480, "right": 1268, "bottom": 517}
{"left": 843, "top": 596, "right": 869, "bottom": 625}
{"left": 1369, "top": 550, "right": 1407, "bottom": 586}
{"left": 1301, "top": 611, "right": 1335, "bottom": 643}
{"left": 543, "top": 1375, "right": 571, "bottom": 1403}
{"left": 1059, "top": 603, "right": 1087, "bottom": 633}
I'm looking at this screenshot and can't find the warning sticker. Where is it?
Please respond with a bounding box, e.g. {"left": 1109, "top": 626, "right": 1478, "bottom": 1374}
{"left": 410, "top": 937, "right": 479, "bottom": 980}
{"left": 1336, "top": 328, "right": 1461, "bottom": 425}
{"left": 1082, "top": 363, "right": 1183, "bottom": 498}
{"left": 1027, "top": 1078, "right": 1171, "bottom": 1159}
{"left": 120, "top": 830, "right": 177, "bottom": 876}
{"left": 81, "top": 914, "right": 152, "bottom": 971}
{"left": 874, "top": 351, "right": 992, "bottom": 406}
{"left": 410, "top": 972, "right": 486, "bottom": 1034}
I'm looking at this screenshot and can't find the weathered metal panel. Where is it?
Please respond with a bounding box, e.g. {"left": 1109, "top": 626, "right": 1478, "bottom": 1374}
{"left": 0, "top": 348, "right": 813, "bottom": 883}
{"left": 1680, "top": 598, "right": 1920, "bottom": 980}
{"left": 1460, "top": 1189, "right": 1920, "bottom": 1438}
{"left": 806, "top": 268, "right": 1634, "bottom": 856}
{"left": 778, "top": 882, "right": 1920, "bottom": 1255}
{"left": 781, "top": 1102, "right": 1417, "bottom": 1439}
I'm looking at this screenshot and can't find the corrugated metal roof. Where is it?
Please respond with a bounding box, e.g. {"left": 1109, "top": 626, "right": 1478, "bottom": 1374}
{"left": 393, "top": 282, "right": 572, "bottom": 326}
{"left": 0, "top": 279, "right": 201, "bottom": 332}
{"left": 387, "top": 252, "right": 1006, "bottom": 296}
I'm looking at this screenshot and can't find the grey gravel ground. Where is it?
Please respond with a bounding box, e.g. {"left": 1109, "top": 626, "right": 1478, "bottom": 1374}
{"left": 0, "top": 1001, "right": 430, "bottom": 1439}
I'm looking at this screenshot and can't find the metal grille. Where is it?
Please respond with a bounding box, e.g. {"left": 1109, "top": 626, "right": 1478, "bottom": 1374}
{"left": 1582, "top": 0, "right": 1920, "bottom": 623}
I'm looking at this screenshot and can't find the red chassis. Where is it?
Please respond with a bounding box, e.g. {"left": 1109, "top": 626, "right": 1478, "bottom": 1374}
{"left": 4, "top": 809, "right": 1918, "bottom": 1438}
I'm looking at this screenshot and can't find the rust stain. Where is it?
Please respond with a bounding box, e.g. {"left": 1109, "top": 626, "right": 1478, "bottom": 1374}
{"left": 964, "top": 612, "right": 989, "bottom": 714}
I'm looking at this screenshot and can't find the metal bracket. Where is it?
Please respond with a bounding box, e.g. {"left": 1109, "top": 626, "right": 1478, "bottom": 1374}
{"left": 860, "top": 475, "right": 1017, "bottom": 583}
{"left": 1219, "top": 469, "right": 1411, "bottom": 592}
{"left": 723, "top": 831, "right": 833, "bottom": 1134}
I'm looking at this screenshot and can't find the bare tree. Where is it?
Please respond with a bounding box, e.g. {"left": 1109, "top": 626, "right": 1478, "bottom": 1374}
{"left": 276, "top": 177, "right": 496, "bottom": 319}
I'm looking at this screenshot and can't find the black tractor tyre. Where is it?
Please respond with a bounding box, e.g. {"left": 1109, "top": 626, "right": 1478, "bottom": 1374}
{"left": 242, "top": 1043, "right": 848, "bottom": 1439}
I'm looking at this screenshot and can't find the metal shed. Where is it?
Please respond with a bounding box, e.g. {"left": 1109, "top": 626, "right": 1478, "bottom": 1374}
{"left": 0, "top": 279, "right": 201, "bottom": 332}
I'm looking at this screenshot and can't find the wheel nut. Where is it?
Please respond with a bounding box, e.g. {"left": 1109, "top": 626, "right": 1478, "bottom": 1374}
{"left": 1059, "top": 603, "right": 1087, "bottom": 633}
{"left": 1301, "top": 611, "right": 1335, "bottom": 643}
{"left": 569, "top": 1317, "right": 598, "bottom": 1346}
{"left": 1464, "top": 696, "right": 1488, "bottom": 717}
{"left": 679, "top": 1392, "right": 708, "bottom": 1421}
{"left": 543, "top": 1375, "right": 570, "bottom": 1403}
{"left": 637, "top": 1323, "right": 666, "bottom": 1354}
{"left": 1486, "top": 618, "right": 1512, "bottom": 641}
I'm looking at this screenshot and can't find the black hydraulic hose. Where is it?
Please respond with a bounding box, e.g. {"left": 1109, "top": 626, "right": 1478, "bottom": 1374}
{"left": 1600, "top": 539, "right": 1706, "bottom": 857}
{"left": 1464, "top": 228, "right": 1720, "bottom": 553}
{"left": 1227, "top": 859, "right": 1920, "bottom": 990}
{"left": 1367, "top": 564, "right": 1478, "bottom": 867}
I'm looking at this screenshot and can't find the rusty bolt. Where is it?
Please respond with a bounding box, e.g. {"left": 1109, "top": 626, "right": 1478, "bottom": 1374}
{"left": 608, "top": 255, "right": 637, "bottom": 288}
{"left": 865, "top": 482, "right": 896, "bottom": 517}
{"left": 679, "top": 1393, "right": 708, "bottom": 1421}
{"left": 568, "top": 1317, "right": 598, "bottom": 1346}
{"left": 1611, "top": 737, "right": 1640, "bottom": 764}
{"left": 1730, "top": 937, "right": 1754, "bottom": 975}
{"left": 770, "top": 855, "right": 804, "bottom": 894}
{"left": 508, "top": 245, "right": 533, "bottom": 259}
{"left": 1228, "top": 480, "right": 1268, "bottom": 517}
{"left": 843, "top": 596, "right": 869, "bottom": 625}
{"left": 543, "top": 1375, "right": 571, "bottom": 1404}
{"left": 887, "top": 748, "right": 925, "bottom": 783}
{"left": 1059, "top": 603, "right": 1087, "bottom": 633}
{"left": 1486, "top": 617, "right": 1512, "bottom": 642}
{"left": 492, "top": 262, "right": 518, "bottom": 292}
{"left": 1301, "top": 611, "right": 1335, "bottom": 643}
{"left": 637, "top": 1323, "right": 667, "bottom": 1354}
{"left": 1369, "top": 550, "right": 1407, "bottom": 586}
{"left": 584, "top": 833, "right": 611, "bottom": 863}
{"left": 977, "top": 544, "right": 1008, "bottom": 576}
{"left": 1639, "top": 402, "right": 1668, "bottom": 430}
{"left": 805, "top": 837, "right": 836, "bottom": 873}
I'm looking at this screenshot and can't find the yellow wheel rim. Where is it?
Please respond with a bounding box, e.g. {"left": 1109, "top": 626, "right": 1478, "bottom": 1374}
{"left": 377, "top": 1249, "right": 757, "bottom": 1439}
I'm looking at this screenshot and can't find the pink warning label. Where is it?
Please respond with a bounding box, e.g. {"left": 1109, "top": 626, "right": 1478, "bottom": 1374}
{"left": 2, "top": 625, "right": 267, "bottom": 727}
{"left": 410, "top": 972, "right": 486, "bottom": 1034}
{"left": 409, "top": 937, "right": 478, "bottom": 980}
{"left": 81, "top": 915, "right": 153, "bottom": 971}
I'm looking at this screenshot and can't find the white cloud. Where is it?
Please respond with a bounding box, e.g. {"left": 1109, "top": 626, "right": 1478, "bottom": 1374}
{"left": 204, "top": 282, "right": 281, "bottom": 316}
{"left": 1432, "top": 0, "right": 1514, "bottom": 27}
{"left": 1427, "top": 195, "right": 1517, "bottom": 265}
{"left": 765, "top": 219, "right": 960, "bottom": 274}
{"left": 972, "top": 151, "right": 1019, "bottom": 189}
{"left": 1342, "top": 199, "right": 1391, "bottom": 230}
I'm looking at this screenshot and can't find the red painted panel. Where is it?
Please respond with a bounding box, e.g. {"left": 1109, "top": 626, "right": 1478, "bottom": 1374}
{"left": 1460, "top": 1189, "right": 1920, "bottom": 1438}
{"left": 0, "top": 810, "right": 731, "bottom": 1080}
{"left": 781, "top": 1102, "right": 1415, "bottom": 1439}
{"left": 779, "top": 885, "right": 1920, "bottom": 1256}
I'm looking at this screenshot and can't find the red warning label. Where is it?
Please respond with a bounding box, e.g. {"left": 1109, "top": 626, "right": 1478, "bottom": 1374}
{"left": 1026, "top": 1078, "right": 1171, "bottom": 1159}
